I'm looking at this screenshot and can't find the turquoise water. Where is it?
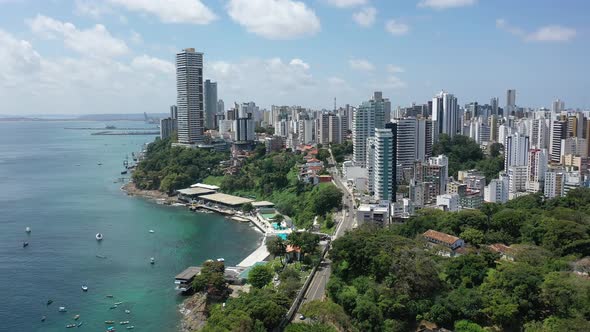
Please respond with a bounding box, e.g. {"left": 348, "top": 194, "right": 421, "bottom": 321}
{"left": 0, "top": 121, "right": 262, "bottom": 331}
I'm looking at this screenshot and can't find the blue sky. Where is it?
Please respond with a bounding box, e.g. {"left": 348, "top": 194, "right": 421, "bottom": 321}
{"left": 0, "top": 0, "right": 588, "bottom": 115}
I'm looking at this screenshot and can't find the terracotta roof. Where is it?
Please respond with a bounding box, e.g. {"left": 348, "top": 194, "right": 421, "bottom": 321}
{"left": 423, "top": 229, "right": 461, "bottom": 245}
{"left": 488, "top": 243, "right": 513, "bottom": 254}
{"left": 286, "top": 245, "right": 301, "bottom": 253}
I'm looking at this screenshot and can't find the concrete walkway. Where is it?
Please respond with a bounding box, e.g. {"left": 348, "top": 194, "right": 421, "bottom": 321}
{"left": 237, "top": 237, "right": 270, "bottom": 267}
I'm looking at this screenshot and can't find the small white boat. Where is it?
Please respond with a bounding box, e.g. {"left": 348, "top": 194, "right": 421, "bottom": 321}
{"left": 150, "top": 257, "right": 155, "bottom": 264}
{"left": 120, "top": 321, "right": 130, "bottom": 325}
{"left": 216, "top": 258, "right": 225, "bottom": 262}
{"left": 25, "top": 227, "right": 31, "bottom": 233}
{"left": 58, "top": 306, "right": 67, "bottom": 312}
{"left": 149, "top": 230, "right": 155, "bottom": 233}
{"left": 126, "top": 326, "right": 135, "bottom": 330}
{"left": 81, "top": 285, "right": 88, "bottom": 292}
{"left": 96, "top": 233, "right": 103, "bottom": 241}
{"left": 114, "top": 302, "right": 123, "bottom": 305}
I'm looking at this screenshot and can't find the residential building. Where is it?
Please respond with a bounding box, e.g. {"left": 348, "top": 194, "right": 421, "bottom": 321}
{"left": 526, "top": 148, "right": 548, "bottom": 193}
{"left": 393, "top": 118, "right": 417, "bottom": 169}
{"left": 484, "top": 172, "right": 509, "bottom": 203}
{"left": 356, "top": 203, "right": 390, "bottom": 226}
{"left": 561, "top": 137, "right": 588, "bottom": 157}
{"left": 544, "top": 168, "right": 565, "bottom": 198}
{"left": 352, "top": 92, "right": 389, "bottom": 166}
{"left": 504, "top": 133, "right": 530, "bottom": 171}
{"left": 265, "top": 136, "right": 284, "bottom": 154}
{"left": 391, "top": 198, "right": 414, "bottom": 220}
{"left": 160, "top": 105, "right": 178, "bottom": 139}
{"left": 423, "top": 229, "right": 465, "bottom": 250}
{"left": 371, "top": 129, "right": 395, "bottom": 201}
{"left": 507, "top": 165, "right": 528, "bottom": 199}
{"left": 432, "top": 91, "right": 459, "bottom": 138}
{"left": 437, "top": 193, "right": 460, "bottom": 212}
{"left": 550, "top": 120, "right": 568, "bottom": 163}
{"left": 204, "top": 79, "right": 217, "bottom": 129}
{"left": 176, "top": 48, "right": 204, "bottom": 145}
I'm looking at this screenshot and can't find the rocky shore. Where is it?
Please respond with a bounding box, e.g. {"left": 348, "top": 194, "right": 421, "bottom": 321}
{"left": 179, "top": 293, "right": 208, "bottom": 332}
{"left": 121, "top": 181, "right": 179, "bottom": 204}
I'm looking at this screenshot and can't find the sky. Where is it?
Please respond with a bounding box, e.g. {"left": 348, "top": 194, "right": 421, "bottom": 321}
{"left": 0, "top": 0, "right": 588, "bottom": 115}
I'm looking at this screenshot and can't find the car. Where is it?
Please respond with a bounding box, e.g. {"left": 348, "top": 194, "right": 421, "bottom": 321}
{"left": 299, "top": 314, "right": 306, "bottom": 320}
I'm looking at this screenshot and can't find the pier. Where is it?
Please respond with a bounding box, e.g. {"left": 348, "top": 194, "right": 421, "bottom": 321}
{"left": 237, "top": 237, "right": 270, "bottom": 267}
{"left": 91, "top": 131, "right": 160, "bottom": 135}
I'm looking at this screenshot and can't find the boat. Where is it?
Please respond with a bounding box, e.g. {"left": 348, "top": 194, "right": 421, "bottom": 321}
{"left": 149, "top": 229, "right": 155, "bottom": 233}
{"left": 150, "top": 257, "right": 155, "bottom": 265}
{"left": 96, "top": 233, "right": 103, "bottom": 241}
{"left": 106, "top": 295, "right": 114, "bottom": 298}
{"left": 107, "top": 327, "right": 116, "bottom": 332}
{"left": 47, "top": 299, "right": 53, "bottom": 306}
{"left": 216, "top": 258, "right": 225, "bottom": 262}
{"left": 59, "top": 306, "right": 67, "bottom": 312}
{"left": 25, "top": 227, "right": 31, "bottom": 233}
{"left": 75, "top": 164, "right": 81, "bottom": 166}
{"left": 126, "top": 327, "right": 135, "bottom": 330}
{"left": 74, "top": 315, "right": 80, "bottom": 320}
{"left": 23, "top": 242, "right": 29, "bottom": 247}
{"left": 82, "top": 285, "right": 88, "bottom": 292}
{"left": 114, "top": 301, "right": 123, "bottom": 305}
{"left": 66, "top": 324, "right": 76, "bottom": 328}
{"left": 109, "top": 305, "right": 117, "bottom": 309}
{"left": 96, "top": 254, "right": 107, "bottom": 259}
{"left": 105, "top": 321, "right": 115, "bottom": 324}
{"left": 121, "top": 170, "right": 128, "bottom": 175}
{"left": 77, "top": 322, "right": 83, "bottom": 327}
{"left": 98, "top": 162, "right": 103, "bottom": 166}
{"left": 124, "top": 310, "right": 131, "bottom": 314}
{"left": 120, "top": 321, "right": 129, "bottom": 325}
{"left": 41, "top": 316, "right": 46, "bottom": 322}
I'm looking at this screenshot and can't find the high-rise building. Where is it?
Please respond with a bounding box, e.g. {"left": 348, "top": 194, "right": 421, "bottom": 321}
{"left": 526, "top": 148, "right": 548, "bottom": 193}
{"left": 491, "top": 97, "right": 499, "bottom": 116}
{"left": 385, "top": 122, "right": 398, "bottom": 199}
{"left": 233, "top": 113, "right": 255, "bottom": 142}
{"left": 170, "top": 105, "right": 178, "bottom": 119}
{"left": 504, "top": 133, "right": 530, "bottom": 171}
{"left": 561, "top": 137, "right": 588, "bottom": 157}
{"left": 417, "top": 118, "right": 433, "bottom": 161}
{"left": 217, "top": 99, "right": 225, "bottom": 115}
{"left": 507, "top": 165, "right": 528, "bottom": 199}
{"left": 366, "top": 129, "right": 395, "bottom": 202}
{"left": 544, "top": 168, "right": 565, "bottom": 198}
{"left": 552, "top": 99, "right": 565, "bottom": 114}
{"left": 432, "top": 91, "right": 459, "bottom": 138}
{"left": 176, "top": 48, "right": 204, "bottom": 145}
{"left": 550, "top": 120, "right": 568, "bottom": 163}
{"left": 352, "top": 92, "right": 388, "bottom": 166}
{"left": 484, "top": 173, "right": 509, "bottom": 203}
{"left": 393, "top": 118, "right": 417, "bottom": 170}
{"left": 506, "top": 89, "right": 516, "bottom": 112}
{"left": 204, "top": 79, "right": 217, "bottom": 129}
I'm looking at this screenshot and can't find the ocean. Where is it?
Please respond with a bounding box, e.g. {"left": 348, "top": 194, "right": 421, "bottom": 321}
{"left": 0, "top": 121, "right": 262, "bottom": 331}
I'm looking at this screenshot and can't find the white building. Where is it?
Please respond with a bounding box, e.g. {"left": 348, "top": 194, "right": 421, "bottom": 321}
{"left": 484, "top": 172, "right": 509, "bottom": 203}
{"left": 437, "top": 193, "right": 460, "bottom": 212}
{"left": 352, "top": 92, "right": 388, "bottom": 166}
{"left": 391, "top": 198, "right": 414, "bottom": 219}
{"left": 504, "top": 133, "right": 530, "bottom": 171}
{"left": 356, "top": 203, "right": 390, "bottom": 226}
{"left": 550, "top": 120, "right": 568, "bottom": 163}
{"left": 544, "top": 169, "right": 565, "bottom": 198}
{"left": 393, "top": 118, "right": 417, "bottom": 169}
{"left": 526, "top": 148, "right": 548, "bottom": 193}
{"left": 432, "top": 91, "right": 459, "bottom": 138}
{"left": 366, "top": 129, "right": 395, "bottom": 202}
{"left": 176, "top": 48, "right": 204, "bottom": 145}
{"left": 508, "top": 165, "right": 528, "bottom": 199}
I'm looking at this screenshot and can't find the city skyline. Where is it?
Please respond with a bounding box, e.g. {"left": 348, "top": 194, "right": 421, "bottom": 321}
{"left": 0, "top": 0, "right": 588, "bottom": 115}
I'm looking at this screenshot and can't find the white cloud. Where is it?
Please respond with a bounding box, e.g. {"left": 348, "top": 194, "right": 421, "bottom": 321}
{"left": 27, "top": 14, "right": 129, "bottom": 58}
{"left": 131, "top": 55, "right": 174, "bottom": 74}
{"left": 496, "top": 18, "right": 576, "bottom": 43}
{"left": 0, "top": 29, "right": 41, "bottom": 86}
{"left": 75, "top": 0, "right": 112, "bottom": 18}
{"left": 108, "top": 0, "right": 216, "bottom": 24}
{"left": 526, "top": 25, "right": 576, "bottom": 42}
{"left": 207, "top": 57, "right": 314, "bottom": 98}
{"left": 227, "top": 0, "right": 321, "bottom": 40}
{"left": 327, "top": 76, "right": 346, "bottom": 85}
{"left": 386, "top": 64, "right": 404, "bottom": 73}
{"left": 352, "top": 7, "right": 376, "bottom": 27}
{"left": 385, "top": 19, "right": 409, "bottom": 36}
{"left": 349, "top": 58, "right": 374, "bottom": 72}
{"left": 130, "top": 30, "right": 142, "bottom": 44}
{"left": 383, "top": 75, "right": 407, "bottom": 89}
{"left": 325, "top": 0, "right": 367, "bottom": 8}
{"left": 418, "top": 0, "right": 477, "bottom": 10}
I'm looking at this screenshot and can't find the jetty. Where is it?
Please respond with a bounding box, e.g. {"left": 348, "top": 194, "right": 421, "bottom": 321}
{"left": 237, "top": 238, "right": 270, "bottom": 267}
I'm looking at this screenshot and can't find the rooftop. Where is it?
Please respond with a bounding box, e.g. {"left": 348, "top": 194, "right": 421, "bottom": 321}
{"left": 423, "top": 229, "right": 461, "bottom": 245}
{"left": 191, "top": 183, "right": 220, "bottom": 190}
{"left": 175, "top": 266, "right": 201, "bottom": 280}
{"left": 177, "top": 187, "right": 216, "bottom": 196}
{"left": 252, "top": 201, "right": 275, "bottom": 207}
{"left": 200, "top": 193, "right": 254, "bottom": 206}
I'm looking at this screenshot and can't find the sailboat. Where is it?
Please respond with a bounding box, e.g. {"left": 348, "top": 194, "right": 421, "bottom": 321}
{"left": 96, "top": 233, "right": 103, "bottom": 241}
{"left": 25, "top": 227, "right": 31, "bottom": 233}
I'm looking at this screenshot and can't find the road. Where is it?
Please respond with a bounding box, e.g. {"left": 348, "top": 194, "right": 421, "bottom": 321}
{"left": 298, "top": 149, "right": 355, "bottom": 307}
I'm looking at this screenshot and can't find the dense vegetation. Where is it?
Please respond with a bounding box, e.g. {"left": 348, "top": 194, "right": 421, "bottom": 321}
{"left": 432, "top": 134, "right": 504, "bottom": 182}
{"left": 330, "top": 141, "right": 353, "bottom": 163}
{"left": 202, "top": 232, "right": 322, "bottom": 331}
{"left": 318, "top": 188, "right": 590, "bottom": 331}
{"left": 208, "top": 150, "right": 342, "bottom": 228}
{"left": 131, "top": 137, "right": 227, "bottom": 193}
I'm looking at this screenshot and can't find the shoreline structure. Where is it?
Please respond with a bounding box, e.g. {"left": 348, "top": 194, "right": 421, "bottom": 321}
{"left": 121, "top": 181, "right": 273, "bottom": 267}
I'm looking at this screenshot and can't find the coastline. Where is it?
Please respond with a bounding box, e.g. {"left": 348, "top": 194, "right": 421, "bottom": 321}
{"left": 121, "top": 181, "right": 179, "bottom": 205}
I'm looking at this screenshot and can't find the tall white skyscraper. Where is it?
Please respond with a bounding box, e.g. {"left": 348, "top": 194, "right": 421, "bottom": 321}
{"left": 393, "top": 118, "right": 417, "bottom": 170}
{"left": 550, "top": 120, "right": 568, "bottom": 163}
{"left": 432, "top": 91, "right": 459, "bottom": 138}
{"left": 352, "top": 92, "right": 388, "bottom": 166}
{"left": 366, "top": 129, "right": 395, "bottom": 202}
{"left": 176, "top": 48, "right": 204, "bottom": 145}
{"left": 504, "top": 133, "right": 530, "bottom": 171}
{"left": 552, "top": 99, "right": 564, "bottom": 115}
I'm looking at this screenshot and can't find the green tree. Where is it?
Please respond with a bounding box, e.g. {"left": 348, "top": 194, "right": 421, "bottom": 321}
{"left": 248, "top": 264, "right": 273, "bottom": 288}
{"left": 460, "top": 228, "right": 485, "bottom": 247}
{"left": 242, "top": 202, "right": 255, "bottom": 213}
{"left": 454, "top": 320, "right": 485, "bottom": 332}
{"left": 312, "top": 185, "right": 343, "bottom": 216}
{"left": 266, "top": 236, "right": 287, "bottom": 258}
{"left": 288, "top": 231, "right": 320, "bottom": 257}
